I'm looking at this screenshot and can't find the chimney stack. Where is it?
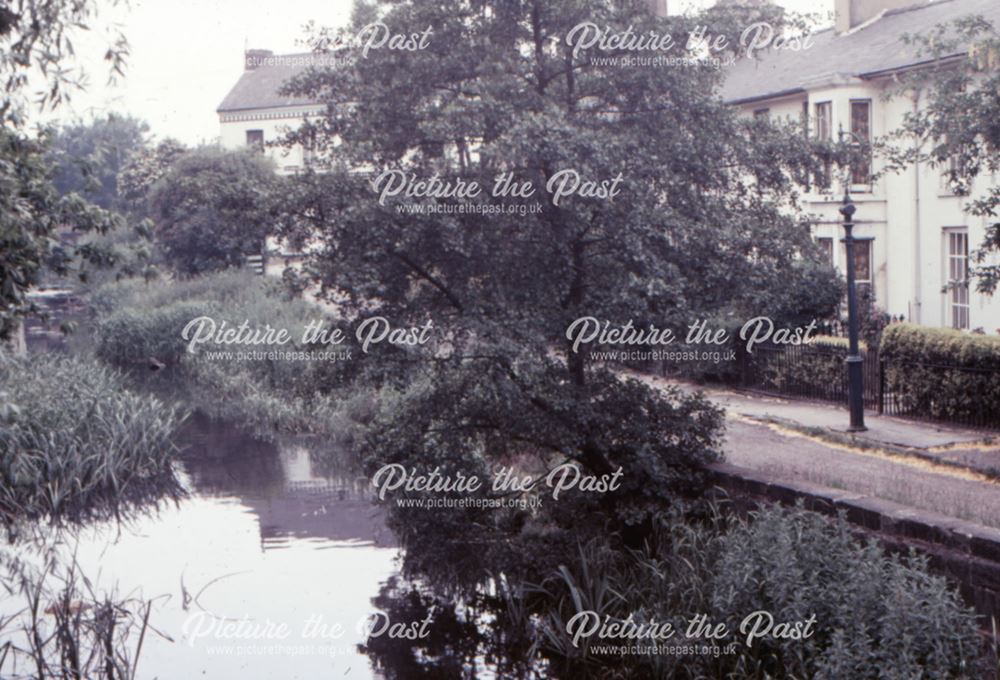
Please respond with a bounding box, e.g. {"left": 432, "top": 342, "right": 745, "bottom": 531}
{"left": 646, "top": 0, "right": 668, "bottom": 17}
{"left": 244, "top": 49, "right": 273, "bottom": 71}
{"left": 836, "top": 0, "right": 916, "bottom": 34}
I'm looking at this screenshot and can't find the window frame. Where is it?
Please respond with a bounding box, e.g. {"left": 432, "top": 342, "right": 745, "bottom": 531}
{"left": 839, "top": 236, "right": 873, "bottom": 285}
{"left": 814, "top": 101, "right": 833, "bottom": 192}
{"left": 944, "top": 227, "right": 970, "bottom": 330}
{"left": 245, "top": 129, "right": 265, "bottom": 153}
{"left": 849, "top": 99, "right": 872, "bottom": 191}
{"left": 816, "top": 236, "right": 834, "bottom": 266}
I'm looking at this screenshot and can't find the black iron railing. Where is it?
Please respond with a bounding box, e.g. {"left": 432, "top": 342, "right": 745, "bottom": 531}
{"left": 738, "top": 343, "right": 882, "bottom": 411}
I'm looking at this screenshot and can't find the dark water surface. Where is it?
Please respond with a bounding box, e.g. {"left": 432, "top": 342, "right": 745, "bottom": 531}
{"left": 48, "top": 415, "right": 399, "bottom": 679}
{"left": 12, "top": 305, "right": 531, "bottom": 679}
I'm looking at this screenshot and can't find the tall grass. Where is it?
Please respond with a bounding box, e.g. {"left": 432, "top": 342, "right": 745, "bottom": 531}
{"left": 90, "top": 270, "right": 373, "bottom": 442}
{"left": 0, "top": 547, "right": 157, "bottom": 679}
{"left": 0, "top": 353, "right": 184, "bottom": 534}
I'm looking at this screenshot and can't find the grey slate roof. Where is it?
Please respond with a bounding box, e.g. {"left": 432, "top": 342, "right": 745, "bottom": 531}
{"left": 219, "top": 1, "right": 1000, "bottom": 112}
{"left": 721, "top": 0, "right": 1000, "bottom": 104}
{"left": 217, "top": 53, "right": 319, "bottom": 113}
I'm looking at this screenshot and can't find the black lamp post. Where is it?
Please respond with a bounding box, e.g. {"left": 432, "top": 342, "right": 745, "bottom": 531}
{"left": 839, "top": 187, "right": 867, "bottom": 431}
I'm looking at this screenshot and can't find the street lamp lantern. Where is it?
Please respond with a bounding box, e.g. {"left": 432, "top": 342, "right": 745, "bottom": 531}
{"left": 839, "top": 186, "right": 867, "bottom": 431}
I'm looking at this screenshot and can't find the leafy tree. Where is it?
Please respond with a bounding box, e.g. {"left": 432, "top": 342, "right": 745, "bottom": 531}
{"left": 147, "top": 147, "right": 280, "bottom": 275}
{"left": 0, "top": 0, "right": 128, "bottom": 125}
{"left": 276, "top": 0, "right": 840, "bottom": 567}
{"left": 887, "top": 15, "right": 1000, "bottom": 293}
{"left": 0, "top": 0, "right": 131, "bottom": 342}
{"left": 0, "top": 129, "right": 123, "bottom": 340}
{"left": 48, "top": 114, "right": 149, "bottom": 210}
{"left": 117, "top": 138, "right": 188, "bottom": 209}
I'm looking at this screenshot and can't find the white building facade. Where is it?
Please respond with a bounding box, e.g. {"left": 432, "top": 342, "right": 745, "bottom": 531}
{"left": 217, "top": 49, "right": 323, "bottom": 174}
{"left": 724, "top": 0, "right": 1000, "bottom": 333}
{"left": 218, "top": 50, "right": 324, "bottom": 274}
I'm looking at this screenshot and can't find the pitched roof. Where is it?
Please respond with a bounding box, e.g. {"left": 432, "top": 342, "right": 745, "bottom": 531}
{"left": 721, "top": 0, "right": 1000, "bottom": 104}
{"left": 217, "top": 52, "right": 320, "bottom": 113}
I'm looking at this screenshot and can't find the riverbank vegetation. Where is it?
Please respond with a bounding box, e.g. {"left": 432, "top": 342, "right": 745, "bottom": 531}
{"left": 0, "top": 548, "right": 156, "bottom": 680}
{"left": 365, "top": 503, "right": 987, "bottom": 679}
{"left": 5, "top": 0, "right": 1000, "bottom": 676}
{"left": 0, "top": 353, "right": 183, "bottom": 536}
{"left": 90, "top": 270, "right": 372, "bottom": 444}
{"left": 261, "top": 0, "right": 998, "bottom": 676}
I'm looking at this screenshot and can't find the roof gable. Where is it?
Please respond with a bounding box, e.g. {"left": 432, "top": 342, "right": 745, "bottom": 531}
{"left": 217, "top": 53, "right": 321, "bottom": 113}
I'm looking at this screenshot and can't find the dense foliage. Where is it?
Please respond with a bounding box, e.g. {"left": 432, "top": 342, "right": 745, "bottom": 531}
{"left": 147, "top": 147, "right": 281, "bottom": 275}
{"left": 273, "top": 0, "right": 841, "bottom": 548}
{"left": 48, "top": 113, "right": 149, "bottom": 210}
{"left": 363, "top": 504, "right": 985, "bottom": 679}
{"left": 91, "top": 270, "right": 360, "bottom": 436}
{"left": 880, "top": 322, "right": 1000, "bottom": 422}
{"left": 0, "top": 0, "right": 134, "bottom": 342}
{"left": 0, "top": 353, "right": 183, "bottom": 534}
{"left": 117, "top": 137, "right": 188, "bottom": 209}
{"left": 0, "top": 129, "right": 123, "bottom": 341}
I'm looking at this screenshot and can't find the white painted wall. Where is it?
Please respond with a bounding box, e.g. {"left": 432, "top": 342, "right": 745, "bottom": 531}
{"left": 218, "top": 105, "right": 320, "bottom": 174}
{"left": 738, "top": 76, "right": 1000, "bottom": 333}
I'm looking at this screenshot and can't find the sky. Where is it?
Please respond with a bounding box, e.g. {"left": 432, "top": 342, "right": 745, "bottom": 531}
{"left": 44, "top": 0, "right": 833, "bottom": 145}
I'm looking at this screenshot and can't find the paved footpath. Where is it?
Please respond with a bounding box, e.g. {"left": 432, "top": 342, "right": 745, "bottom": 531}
{"left": 630, "top": 372, "right": 1000, "bottom": 529}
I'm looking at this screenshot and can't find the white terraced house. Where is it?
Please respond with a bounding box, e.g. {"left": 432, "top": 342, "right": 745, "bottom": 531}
{"left": 723, "top": 0, "right": 1000, "bottom": 333}
{"left": 218, "top": 0, "right": 1000, "bottom": 331}
{"left": 217, "top": 50, "right": 328, "bottom": 274}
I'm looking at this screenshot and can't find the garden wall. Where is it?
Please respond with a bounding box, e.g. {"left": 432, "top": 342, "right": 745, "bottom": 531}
{"left": 709, "top": 462, "right": 1000, "bottom": 622}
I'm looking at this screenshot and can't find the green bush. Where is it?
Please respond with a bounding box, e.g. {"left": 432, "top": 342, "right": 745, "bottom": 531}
{"left": 364, "top": 366, "right": 724, "bottom": 585}
{"left": 90, "top": 269, "right": 263, "bottom": 316}
{"left": 89, "top": 270, "right": 357, "bottom": 435}
{"left": 534, "top": 504, "right": 985, "bottom": 679}
{"left": 146, "top": 147, "right": 279, "bottom": 275}
{"left": 0, "top": 353, "right": 183, "bottom": 531}
{"left": 880, "top": 324, "right": 1000, "bottom": 422}
{"left": 94, "top": 299, "right": 218, "bottom": 367}
{"left": 709, "top": 506, "right": 981, "bottom": 679}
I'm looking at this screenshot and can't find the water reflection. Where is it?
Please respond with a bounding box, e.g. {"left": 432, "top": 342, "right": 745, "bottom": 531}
{"left": 176, "top": 412, "right": 393, "bottom": 550}
{"left": 15, "top": 305, "right": 539, "bottom": 677}
{"left": 3, "top": 414, "right": 400, "bottom": 680}
{"left": 363, "top": 576, "right": 547, "bottom": 680}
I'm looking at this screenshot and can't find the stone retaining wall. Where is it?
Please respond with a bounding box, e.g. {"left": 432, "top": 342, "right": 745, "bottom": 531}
{"left": 708, "top": 462, "right": 1000, "bottom": 622}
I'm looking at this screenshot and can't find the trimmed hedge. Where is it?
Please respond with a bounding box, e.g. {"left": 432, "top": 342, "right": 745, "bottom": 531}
{"left": 807, "top": 335, "right": 868, "bottom": 352}
{"left": 880, "top": 324, "right": 1000, "bottom": 424}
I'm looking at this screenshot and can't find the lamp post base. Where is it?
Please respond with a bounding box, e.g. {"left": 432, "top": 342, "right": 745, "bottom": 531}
{"left": 846, "top": 355, "right": 866, "bottom": 431}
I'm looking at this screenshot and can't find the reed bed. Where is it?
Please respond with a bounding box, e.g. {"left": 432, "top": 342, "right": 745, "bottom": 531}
{"left": 0, "top": 547, "right": 157, "bottom": 680}
{"left": 0, "top": 353, "right": 184, "bottom": 533}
